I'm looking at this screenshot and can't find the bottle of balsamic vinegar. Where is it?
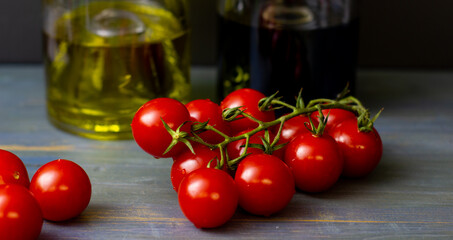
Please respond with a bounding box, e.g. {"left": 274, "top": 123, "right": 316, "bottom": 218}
{"left": 217, "top": 0, "right": 359, "bottom": 103}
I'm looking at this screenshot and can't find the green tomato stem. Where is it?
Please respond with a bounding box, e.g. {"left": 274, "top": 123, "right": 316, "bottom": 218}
{"left": 171, "top": 92, "right": 379, "bottom": 171}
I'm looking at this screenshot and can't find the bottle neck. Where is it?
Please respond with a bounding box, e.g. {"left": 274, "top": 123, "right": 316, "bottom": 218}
{"left": 218, "top": 0, "right": 359, "bottom": 30}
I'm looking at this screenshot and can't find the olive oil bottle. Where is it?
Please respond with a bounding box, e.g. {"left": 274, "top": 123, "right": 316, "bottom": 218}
{"left": 43, "top": 1, "right": 190, "bottom": 140}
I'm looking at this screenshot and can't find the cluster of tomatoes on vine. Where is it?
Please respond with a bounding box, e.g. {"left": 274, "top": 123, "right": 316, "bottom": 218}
{"left": 131, "top": 87, "right": 383, "bottom": 228}
{"left": 0, "top": 151, "right": 91, "bottom": 240}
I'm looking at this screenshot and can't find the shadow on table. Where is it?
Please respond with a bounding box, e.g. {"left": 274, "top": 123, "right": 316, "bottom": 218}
{"left": 38, "top": 203, "right": 113, "bottom": 239}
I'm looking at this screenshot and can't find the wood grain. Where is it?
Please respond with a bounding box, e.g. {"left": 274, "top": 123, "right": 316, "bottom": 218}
{"left": 1, "top": 65, "right": 452, "bottom": 239}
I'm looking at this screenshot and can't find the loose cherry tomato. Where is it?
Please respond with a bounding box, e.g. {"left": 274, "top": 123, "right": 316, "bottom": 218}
{"left": 279, "top": 115, "right": 318, "bottom": 145}
{"left": 29, "top": 159, "right": 91, "bottom": 222}
{"left": 234, "top": 154, "right": 294, "bottom": 216}
{"left": 186, "top": 99, "right": 230, "bottom": 144}
{"left": 178, "top": 168, "right": 238, "bottom": 228}
{"left": 330, "top": 118, "right": 383, "bottom": 178}
{"left": 0, "top": 149, "right": 30, "bottom": 188}
{"left": 226, "top": 130, "right": 284, "bottom": 160}
{"left": 171, "top": 144, "right": 223, "bottom": 192}
{"left": 284, "top": 133, "right": 343, "bottom": 192}
{"left": 0, "top": 184, "right": 43, "bottom": 240}
{"left": 311, "top": 108, "right": 356, "bottom": 133}
{"left": 132, "top": 98, "right": 191, "bottom": 158}
{"left": 220, "top": 88, "right": 275, "bottom": 134}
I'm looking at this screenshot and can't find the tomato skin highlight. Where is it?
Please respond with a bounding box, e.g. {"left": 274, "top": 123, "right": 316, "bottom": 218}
{"left": 29, "top": 159, "right": 91, "bottom": 222}
{"left": 132, "top": 98, "right": 191, "bottom": 158}
{"left": 0, "top": 149, "right": 30, "bottom": 188}
{"left": 186, "top": 99, "right": 230, "bottom": 144}
{"left": 220, "top": 88, "right": 275, "bottom": 134}
{"left": 234, "top": 154, "right": 295, "bottom": 216}
{"left": 0, "top": 184, "right": 43, "bottom": 240}
{"left": 284, "top": 133, "right": 343, "bottom": 192}
{"left": 279, "top": 115, "right": 318, "bottom": 145}
{"left": 330, "top": 118, "right": 383, "bottom": 178}
{"left": 171, "top": 144, "right": 222, "bottom": 192}
{"left": 178, "top": 168, "right": 238, "bottom": 228}
{"left": 311, "top": 108, "right": 356, "bottom": 134}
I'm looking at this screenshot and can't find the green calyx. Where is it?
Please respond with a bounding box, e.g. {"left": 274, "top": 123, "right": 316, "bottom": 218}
{"left": 357, "top": 108, "right": 384, "bottom": 132}
{"left": 305, "top": 105, "right": 329, "bottom": 137}
{"left": 162, "top": 87, "right": 382, "bottom": 171}
{"left": 161, "top": 118, "right": 193, "bottom": 156}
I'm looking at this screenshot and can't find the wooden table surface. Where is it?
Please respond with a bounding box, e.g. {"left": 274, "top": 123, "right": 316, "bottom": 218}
{"left": 1, "top": 65, "right": 452, "bottom": 239}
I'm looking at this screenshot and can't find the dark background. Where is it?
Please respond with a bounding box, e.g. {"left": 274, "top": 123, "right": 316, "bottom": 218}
{"left": 1, "top": 0, "right": 452, "bottom": 69}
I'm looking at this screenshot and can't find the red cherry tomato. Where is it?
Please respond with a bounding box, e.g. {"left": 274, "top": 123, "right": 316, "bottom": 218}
{"left": 284, "top": 133, "right": 343, "bottom": 192}
{"left": 220, "top": 88, "right": 275, "bottom": 134}
{"left": 0, "top": 149, "right": 30, "bottom": 188}
{"left": 279, "top": 115, "right": 318, "bottom": 145}
{"left": 0, "top": 184, "right": 43, "bottom": 240}
{"left": 330, "top": 118, "right": 383, "bottom": 178}
{"left": 178, "top": 168, "right": 238, "bottom": 228}
{"left": 132, "top": 98, "right": 191, "bottom": 158}
{"left": 171, "top": 144, "right": 223, "bottom": 192}
{"left": 226, "top": 130, "right": 284, "bottom": 160}
{"left": 234, "top": 154, "right": 294, "bottom": 216}
{"left": 311, "top": 108, "right": 356, "bottom": 133}
{"left": 29, "top": 159, "right": 91, "bottom": 222}
{"left": 186, "top": 99, "right": 230, "bottom": 144}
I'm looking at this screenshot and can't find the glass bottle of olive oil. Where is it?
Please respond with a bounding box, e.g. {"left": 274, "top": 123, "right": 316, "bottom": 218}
{"left": 43, "top": 1, "right": 191, "bottom": 140}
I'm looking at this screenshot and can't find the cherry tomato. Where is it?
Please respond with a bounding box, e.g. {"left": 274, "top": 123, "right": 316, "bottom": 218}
{"left": 132, "top": 98, "right": 191, "bottom": 158}
{"left": 234, "top": 154, "right": 294, "bottom": 216}
{"left": 0, "top": 149, "right": 30, "bottom": 188}
{"left": 29, "top": 159, "right": 91, "bottom": 222}
{"left": 330, "top": 118, "right": 383, "bottom": 178}
{"left": 226, "top": 130, "right": 284, "bottom": 160}
{"left": 186, "top": 99, "right": 230, "bottom": 144}
{"left": 0, "top": 184, "right": 43, "bottom": 240}
{"left": 171, "top": 144, "right": 223, "bottom": 192}
{"left": 284, "top": 133, "right": 343, "bottom": 192}
{"left": 311, "top": 108, "right": 356, "bottom": 133}
{"left": 178, "top": 168, "right": 238, "bottom": 228}
{"left": 279, "top": 115, "right": 318, "bottom": 145}
{"left": 220, "top": 88, "right": 275, "bottom": 134}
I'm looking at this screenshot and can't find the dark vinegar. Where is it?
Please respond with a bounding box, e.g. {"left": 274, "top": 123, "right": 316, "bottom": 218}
{"left": 217, "top": 16, "right": 359, "bottom": 103}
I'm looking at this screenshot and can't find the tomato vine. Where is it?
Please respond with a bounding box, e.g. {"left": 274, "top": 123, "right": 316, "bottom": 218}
{"left": 162, "top": 87, "right": 383, "bottom": 172}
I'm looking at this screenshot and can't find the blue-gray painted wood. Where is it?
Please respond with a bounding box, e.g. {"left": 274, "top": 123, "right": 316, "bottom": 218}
{"left": 1, "top": 65, "right": 452, "bottom": 239}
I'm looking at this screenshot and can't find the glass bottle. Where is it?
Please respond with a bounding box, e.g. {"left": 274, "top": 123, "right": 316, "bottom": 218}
{"left": 217, "top": 0, "right": 359, "bottom": 103}
{"left": 42, "top": 0, "right": 191, "bottom": 140}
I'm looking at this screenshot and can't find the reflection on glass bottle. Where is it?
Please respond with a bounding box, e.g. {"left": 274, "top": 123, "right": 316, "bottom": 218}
{"left": 217, "top": 0, "right": 359, "bottom": 103}
{"left": 44, "top": 1, "right": 191, "bottom": 140}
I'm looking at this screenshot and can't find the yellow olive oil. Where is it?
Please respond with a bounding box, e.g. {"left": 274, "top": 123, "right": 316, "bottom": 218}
{"left": 44, "top": 1, "right": 190, "bottom": 140}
